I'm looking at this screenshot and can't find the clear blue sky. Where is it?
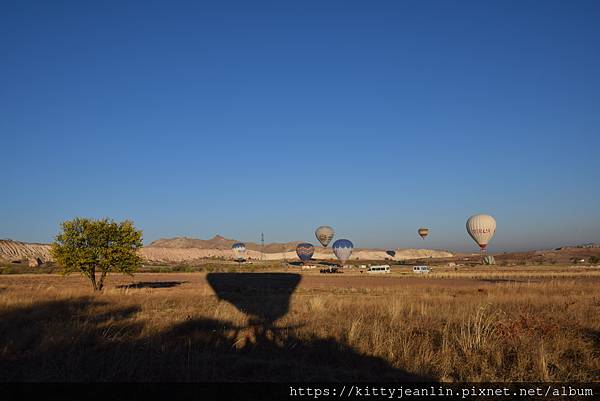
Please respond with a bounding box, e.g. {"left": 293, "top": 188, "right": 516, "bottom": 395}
{"left": 2, "top": 1, "right": 599, "bottom": 252}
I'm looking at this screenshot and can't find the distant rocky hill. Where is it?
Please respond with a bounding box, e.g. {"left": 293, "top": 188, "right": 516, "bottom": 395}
{"left": 143, "top": 235, "right": 455, "bottom": 263}
{"left": 0, "top": 239, "right": 52, "bottom": 263}
{"left": 140, "top": 246, "right": 455, "bottom": 263}
{"left": 560, "top": 243, "right": 600, "bottom": 249}
{"left": 5, "top": 235, "right": 598, "bottom": 266}
{"left": 148, "top": 235, "right": 302, "bottom": 253}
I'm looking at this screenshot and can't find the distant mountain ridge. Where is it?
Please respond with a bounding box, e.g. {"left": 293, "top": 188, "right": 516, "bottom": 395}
{"left": 1, "top": 236, "right": 455, "bottom": 263}
{"left": 148, "top": 235, "right": 304, "bottom": 253}
{"left": 143, "top": 235, "right": 456, "bottom": 262}
{"left": 3, "top": 236, "right": 598, "bottom": 265}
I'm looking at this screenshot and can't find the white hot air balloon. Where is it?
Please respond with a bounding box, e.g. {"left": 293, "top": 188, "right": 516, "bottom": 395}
{"left": 232, "top": 242, "right": 246, "bottom": 262}
{"left": 315, "top": 226, "right": 335, "bottom": 247}
{"left": 466, "top": 214, "right": 496, "bottom": 251}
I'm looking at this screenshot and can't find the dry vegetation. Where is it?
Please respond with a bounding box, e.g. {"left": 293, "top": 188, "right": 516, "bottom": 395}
{"left": 0, "top": 266, "right": 598, "bottom": 382}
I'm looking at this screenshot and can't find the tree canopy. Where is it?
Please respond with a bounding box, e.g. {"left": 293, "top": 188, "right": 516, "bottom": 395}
{"left": 51, "top": 218, "right": 143, "bottom": 291}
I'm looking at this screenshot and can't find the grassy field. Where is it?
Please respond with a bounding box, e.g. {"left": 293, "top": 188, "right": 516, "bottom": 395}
{"left": 0, "top": 265, "right": 598, "bottom": 382}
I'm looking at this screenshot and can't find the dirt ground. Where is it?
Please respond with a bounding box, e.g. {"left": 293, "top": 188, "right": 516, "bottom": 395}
{"left": 0, "top": 272, "right": 481, "bottom": 291}
{"left": 1, "top": 267, "right": 599, "bottom": 382}
{"left": 1, "top": 266, "right": 599, "bottom": 294}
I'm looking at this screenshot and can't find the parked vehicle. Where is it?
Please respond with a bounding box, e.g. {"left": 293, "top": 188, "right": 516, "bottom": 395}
{"left": 320, "top": 267, "right": 343, "bottom": 274}
{"left": 412, "top": 265, "right": 430, "bottom": 274}
{"left": 367, "top": 265, "right": 390, "bottom": 274}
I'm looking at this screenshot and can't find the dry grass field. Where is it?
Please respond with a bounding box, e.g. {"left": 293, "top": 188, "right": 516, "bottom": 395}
{"left": 0, "top": 265, "right": 598, "bottom": 382}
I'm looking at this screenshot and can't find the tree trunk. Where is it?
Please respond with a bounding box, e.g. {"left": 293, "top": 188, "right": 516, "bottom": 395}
{"left": 89, "top": 269, "right": 98, "bottom": 291}
{"left": 97, "top": 270, "right": 108, "bottom": 292}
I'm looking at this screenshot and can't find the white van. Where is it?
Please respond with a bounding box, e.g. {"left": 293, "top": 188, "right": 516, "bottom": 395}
{"left": 367, "top": 265, "right": 390, "bottom": 274}
{"left": 412, "top": 265, "right": 430, "bottom": 274}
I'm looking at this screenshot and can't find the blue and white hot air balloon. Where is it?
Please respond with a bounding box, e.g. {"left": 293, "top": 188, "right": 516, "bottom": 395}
{"left": 296, "top": 243, "right": 315, "bottom": 263}
{"left": 232, "top": 242, "right": 246, "bottom": 262}
{"left": 332, "top": 239, "right": 353, "bottom": 265}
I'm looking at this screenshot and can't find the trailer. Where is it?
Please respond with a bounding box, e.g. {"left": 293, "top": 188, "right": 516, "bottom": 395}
{"left": 367, "top": 265, "right": 391, "bottom": 274}
{"left": 412, "top": 265, "right": 430, "bottom": 274}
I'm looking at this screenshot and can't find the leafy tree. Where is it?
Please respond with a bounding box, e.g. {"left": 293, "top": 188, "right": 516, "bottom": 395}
{"left": 589, "top": 256, "right": 599, "bottom": 264}
{"left": 51, "top": 218, "right": 143, "bottom": 291}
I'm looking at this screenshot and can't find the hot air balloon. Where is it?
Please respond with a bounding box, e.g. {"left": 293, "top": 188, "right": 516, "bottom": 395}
{"left": 418, "top": 228, "right": 429, "bottom": 239}
{"left": 296, "top": 243, "right": 314, "bottom": 263}
{"left": 466, "top": 214, "right": 496, "bottom": 251}
{"left": 315, "top": 226, "right": 335, "bottom": 247}
{"left": 332, "top": 239, "right": 353, "bottom": 265}
{"left": 232, "top": 242, "right": 246, "bottom": 262}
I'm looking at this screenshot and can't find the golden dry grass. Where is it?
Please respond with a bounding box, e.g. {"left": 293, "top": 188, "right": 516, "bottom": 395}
{"left": 0, "top": 267, "right": 598, "bottom": 382}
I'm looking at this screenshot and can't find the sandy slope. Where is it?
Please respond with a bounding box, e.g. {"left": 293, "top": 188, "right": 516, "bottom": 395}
{"left": 4, "top": 237, "right": 598, "bottom": 265}
{"left": 0, "top": 240, "right": 52, "bottom": 262}
{"left": 0, "top": 237, "right": 453, "bottom": 264}
{"left": 139, "top": 247, "right": 453, "bottom": 263}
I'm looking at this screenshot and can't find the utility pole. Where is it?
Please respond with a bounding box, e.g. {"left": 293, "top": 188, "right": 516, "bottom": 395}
{"left": 261, "top": 232, "right": 264, "bottom": 261}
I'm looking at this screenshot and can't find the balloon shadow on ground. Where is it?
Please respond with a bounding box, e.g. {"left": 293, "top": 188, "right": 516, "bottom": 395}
{"left": 287, "top": 260, "right": 339, "bottom": 267}
{"left": 206, "top": 273, "right": 299, "bottom": 327}
{"left": 116, "top": 281, "right": 188, "bottom": 289}
{"left": 0, "top": 274, "right": 434, "bottom": 382}
{"left": 316, "top": 260, "right": 340, "bottom": 267}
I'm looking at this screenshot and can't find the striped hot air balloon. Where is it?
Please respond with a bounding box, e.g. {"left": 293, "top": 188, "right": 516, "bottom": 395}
{"left": 232, "top": 242, "right": 246, "bottom": 261}
{"left": 466, "top": 214, "right": 496, "bottom": 251}
{"left": 418, "top": 228, "right": 429, "bottom": 239}
{"left": 332, "top": 239, "right": 353, "bottom": 265}
{"left": 315, "top": 226, "right": 335, "bottom": 247}
{"left": 296, "top": 243, "right": 315, "bottom": 263}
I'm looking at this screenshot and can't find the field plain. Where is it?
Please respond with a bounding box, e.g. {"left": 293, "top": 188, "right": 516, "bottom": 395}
{"left": 0, "top": 265, "right": 598, "bottom": 382}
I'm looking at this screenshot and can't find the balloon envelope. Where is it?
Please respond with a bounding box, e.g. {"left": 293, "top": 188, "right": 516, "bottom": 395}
{"left": 232, "top": 242, "right": 246, "bottom": 260}
{"left": 296, "top": 243, "right": 315, "bottom": 262}
{"left": 466, "top": 214, "right": 496, "bottom": 250}
{"left": 332, "top": 239, "right": 353, "bottom": 264}
{"left": 315, "top": 226, "right": 335, "bottom": 247}
{"left": 418, "top": 228, "right": 429, "bottom": 239}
